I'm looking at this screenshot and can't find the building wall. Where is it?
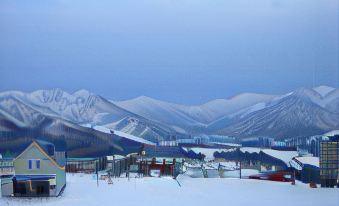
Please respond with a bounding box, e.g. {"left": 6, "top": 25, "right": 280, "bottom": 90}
{"left": 14, "top": 146, "right": 66, "bottom": 196}
{"left": 0, "top": 159, "right": 14, "bottom": 176}
{"left": 0, "top": 177, "right": 13, "bottom": 197}
{"left": 285, "top": 135, "right": 325, "bottom": 157}
{"left": 320, "top": 141, "right": 339, "bottom": 187}
{"left": 300, "top": 167, "right": 320, "bottom": 184}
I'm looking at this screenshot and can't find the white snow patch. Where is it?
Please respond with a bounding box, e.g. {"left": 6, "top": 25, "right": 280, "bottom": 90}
{"left": 313, "top": 86, "right": 336, "bottom": 97}
{"left": 323, "top": 130, "right": 339, "bottom": 137}
{"left": 294, "top": 156, "right": 319, "bottom": 168}
{"left": 113, "top": 130, "right": 156, "bottom": 145}
{"left": 92, "top": 125, "right": 156, "bottom": 145}
{"left": 262, "top": 149, "right": 298, "bottom": 166}
{"left": 240, "top": 148, "right": 298, "bottom": 166}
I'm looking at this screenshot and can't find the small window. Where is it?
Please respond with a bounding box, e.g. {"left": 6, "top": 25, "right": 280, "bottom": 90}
{"left": 36, "top": 160, "right": 40, "bottom": 169}
{"left": 28, "top": 160, "right": 32, "bottom": 170}
{"left": 27, "top": 159, "right": 40, "bottom": 170}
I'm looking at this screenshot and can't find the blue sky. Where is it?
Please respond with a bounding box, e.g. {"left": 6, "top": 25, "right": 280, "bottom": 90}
{"left": 0, "top": 0, "right": 338, "bottom": 104}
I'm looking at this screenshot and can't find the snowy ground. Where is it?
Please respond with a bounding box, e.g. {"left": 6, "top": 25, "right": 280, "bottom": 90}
{"left": 1, "top": 174, "right": 338, "bottom": 206}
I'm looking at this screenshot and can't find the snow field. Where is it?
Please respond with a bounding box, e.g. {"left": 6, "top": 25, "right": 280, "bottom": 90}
{"left": 1, "top": 174, "right": 338, "bottom": 206}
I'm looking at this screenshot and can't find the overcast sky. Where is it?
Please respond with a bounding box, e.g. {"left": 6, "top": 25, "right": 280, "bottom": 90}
{"left": 0, "top": 0, "right": 338, "bottom": 104}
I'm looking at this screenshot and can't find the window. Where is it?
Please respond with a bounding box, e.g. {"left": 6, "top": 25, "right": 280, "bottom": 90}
{"left": 28, "top": 160, "right": 32, "bottom": 169}
{"left": 36, "top": 160, "right": 40, "bottom": 169}
{"left": 27, "top": 159, "right": 41, "bottom": 170}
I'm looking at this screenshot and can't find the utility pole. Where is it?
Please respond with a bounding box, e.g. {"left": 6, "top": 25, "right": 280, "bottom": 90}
{"left": 96, "top": 159, "right": 99, "bottom": 187}
{"left": 239, "top": 161, "right": 242, "bottom": 179}
{"left": 113, "top": 155, "right": 115, "bottom": 178}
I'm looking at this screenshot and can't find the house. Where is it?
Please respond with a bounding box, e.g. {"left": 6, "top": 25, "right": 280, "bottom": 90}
{"left": 12, "top": 141, "right": 66, "bottom": 197}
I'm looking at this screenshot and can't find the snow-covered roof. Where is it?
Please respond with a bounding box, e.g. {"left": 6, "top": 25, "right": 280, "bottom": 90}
{"left": 262, "top": 149, "right": 298, "bottom": 166}
{"left": 239, "top": 147, "right": 298, "bottom": 166}
{"left": 323, "top": 130, "right": 339, "bottom": 137}
{"left": 294, "top": 156, "right": 319, "bottom": 168}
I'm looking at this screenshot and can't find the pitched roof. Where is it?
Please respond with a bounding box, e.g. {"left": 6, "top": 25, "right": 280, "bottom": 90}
{"left": 14, "top": 141, "right": 65, "bottom": 170}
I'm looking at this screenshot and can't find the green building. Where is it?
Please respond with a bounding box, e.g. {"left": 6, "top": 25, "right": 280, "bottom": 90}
{"left": 12, "top": 141, "right": 66, "bottom": 197}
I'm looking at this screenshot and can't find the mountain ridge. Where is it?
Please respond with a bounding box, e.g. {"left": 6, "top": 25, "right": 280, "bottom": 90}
{"left": 0, "top": 85, "right": 338, "bottom": 144}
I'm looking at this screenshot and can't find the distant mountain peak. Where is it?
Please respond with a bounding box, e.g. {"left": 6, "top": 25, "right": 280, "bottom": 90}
{"left": 227, "top": 92, "right": 270, "bottom": 100}
{"left": 133, "top": 95, "right": 156, "bottom": 101}
{"left": 312, "top": 85, "right": 336, "bottom": 97}
{"left": 73, "top": 89, "right": 93, "bottom": 97}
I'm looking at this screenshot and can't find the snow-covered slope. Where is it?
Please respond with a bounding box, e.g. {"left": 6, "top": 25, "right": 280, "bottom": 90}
{"left": 0, "top": 89, "right": 179, "bottom": 142}
{"left": 91, "top": 125, "right": 156, "bottom": 145}
{"left": 1, "top": 86, "right": 338, "bottom": 142}
{"left": 210, "top": 87, "right": 339, "bottom": 139}
{"left": 115, "top": 93, "right": 275, "bottom": 129}
{"left": 312, "top": 85, "right": 336, "bottom": 97}
{"left": 115, "top": 96, "right": 203, "bottom": 128}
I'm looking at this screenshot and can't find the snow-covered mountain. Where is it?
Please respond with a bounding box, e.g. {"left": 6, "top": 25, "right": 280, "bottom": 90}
{"left": 208, "top": 86, "right": 339, "bottom": 139}
{"left": 0, "top": 88, "right": 132, "bottom": 124}
{"left": 114, "top": 93, "right": 275, "bottom": 130}
{"left": 0, "top": 103, "right": 146, "bottom": 157}
{"left": 0, "top": 86, "right": 338, "bottom": 144}
{"left": 0, "top": 89, "right": 180, "bottom": 143}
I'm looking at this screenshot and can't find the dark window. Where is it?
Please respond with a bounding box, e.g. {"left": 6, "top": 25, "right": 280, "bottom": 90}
{"left": 36, "top": 160, "right": 40, "bottom": 169}
{"left": 28, "top": 160, "right": 32, "bottom": 170}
